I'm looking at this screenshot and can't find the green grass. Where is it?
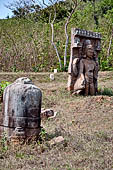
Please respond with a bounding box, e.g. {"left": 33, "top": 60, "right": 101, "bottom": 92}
{"left": 98, "top": 87, "right": 113, "bottom": 96}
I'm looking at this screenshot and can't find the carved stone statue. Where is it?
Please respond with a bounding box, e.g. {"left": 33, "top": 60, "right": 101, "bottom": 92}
{"left": 68, "top": 28, "right": 101, "bottom": 95}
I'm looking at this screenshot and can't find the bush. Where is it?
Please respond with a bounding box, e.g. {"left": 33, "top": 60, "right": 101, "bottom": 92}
{"left": 0, "top": 81, "right": 11, "bottom": 97}
{"left": 98, "top": 87, "right": 113, "bottom": 96}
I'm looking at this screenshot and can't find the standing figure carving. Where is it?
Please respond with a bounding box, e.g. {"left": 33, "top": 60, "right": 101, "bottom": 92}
{"left": 68, "top": 28, "right": 101, "bottom": 95}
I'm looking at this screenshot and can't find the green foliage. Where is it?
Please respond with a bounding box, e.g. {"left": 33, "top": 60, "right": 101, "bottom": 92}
{"left": 98, "top": 0, "right": 113, "bottom": 16}
{"left": 57, "top": 55, "right": 70, "bottom": 72}
{"left": 0, "top": 81, "right": 11, "bottom": 97}
{"left": 98, "top": 87, "right": 113, "bottom": 96}
{"left": 7, "top": 0, "right": 41, "bottom": 18}
{"left": 0, "top": 132, "right": 8, "bottom": 152}
{"left": 11, "top": 65, "right": 18, "bottom": 72}
{"left": 39, "top": 1, "right": 72, "bottom": 23}
{"left": 39, "top": 128, "right": 47, "bottom": 142}
{"left": 32, "top": 66, "right": 40, "bottom": 72}
{"left": 16, "top": 152, "right": 25, "bottom": 159}
{"left": 99, "top": 57, "right": 113, "bottom": 71}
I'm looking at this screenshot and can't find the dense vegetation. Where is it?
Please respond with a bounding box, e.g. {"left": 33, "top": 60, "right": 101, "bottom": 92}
{"left": 0, "top": 0, "right": 113, "bottom": 72}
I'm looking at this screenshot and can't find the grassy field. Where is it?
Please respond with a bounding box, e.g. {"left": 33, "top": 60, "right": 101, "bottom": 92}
{"left": 0, "top": 71, "right": 113, "bottom": 170}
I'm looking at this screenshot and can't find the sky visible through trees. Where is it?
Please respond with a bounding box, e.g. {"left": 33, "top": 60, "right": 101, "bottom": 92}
{"left": 0, "top": 0, "right": 50, "bottom": 19}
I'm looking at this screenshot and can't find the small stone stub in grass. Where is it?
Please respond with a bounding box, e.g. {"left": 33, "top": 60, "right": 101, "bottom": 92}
{"left": 41, "top": 109, "right": 54, "bottom": 119}
{"left": 54, "top": 69, "right": 57, "bottom": 74}
{"left": 49, "top": 136, "right": 64, "bottom": 145}
{"left": 0, "top": 77, "right": 42, "bottom": 144}
{"left": 50, "top": 74, "right": 55, "bottom": 81}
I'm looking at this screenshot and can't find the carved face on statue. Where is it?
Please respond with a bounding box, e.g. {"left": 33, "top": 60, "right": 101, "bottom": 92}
{"left": 86, "top": 45, "right": 94, "bottom": 59}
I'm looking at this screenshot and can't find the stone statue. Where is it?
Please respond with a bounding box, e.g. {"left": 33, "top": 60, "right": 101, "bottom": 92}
{"left": 68, "top": 28, "right": 101, "bottom": 95}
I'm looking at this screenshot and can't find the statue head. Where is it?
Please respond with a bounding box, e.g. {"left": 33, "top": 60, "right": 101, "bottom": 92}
{"left": 86, "top": 44, "right": 94, "bottom": 59}
{"left": 82, "top": 39, "right": 92, "bottom": 58}
{"left": 85, "top": 39, "right": 91, "bottom": 46}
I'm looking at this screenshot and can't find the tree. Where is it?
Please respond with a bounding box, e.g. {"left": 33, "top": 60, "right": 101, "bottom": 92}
{"left": 5, "top": 0, "right": 79, "bottom": 70}
{"left": 39, "top": 0, "right": 63, "bottom": 69}
{"left": 2, "top": 0, "right": 113, "bottom": 71}
{"left": 64, "top": 0, "right": 78, "bottom": 69}
{"left": 5, "top": 0, "right": 40, "bottom": 18}
{"left": 38, "top": 0, "right": 79, "bottom": 70}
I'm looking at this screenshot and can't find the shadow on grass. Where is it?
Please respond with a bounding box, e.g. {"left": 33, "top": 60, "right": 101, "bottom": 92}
{"left": 98, "top": 87, "right": 113, "bottom": 96}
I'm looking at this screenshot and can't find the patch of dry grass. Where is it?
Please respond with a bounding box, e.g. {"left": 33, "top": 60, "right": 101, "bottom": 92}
{"left": 0, "top": 71, "right": 113, "bottom": 170}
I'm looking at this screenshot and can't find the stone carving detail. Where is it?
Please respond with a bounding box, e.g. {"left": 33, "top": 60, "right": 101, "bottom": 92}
{"left": 68, "top": 28, "right": 101, "bottom": 95}
{"left": 0, "top": 77, "right": 42, "bottom": 143}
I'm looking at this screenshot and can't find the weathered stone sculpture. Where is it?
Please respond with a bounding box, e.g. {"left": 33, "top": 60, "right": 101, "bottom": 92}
{"left": 0, "top": 77, "right": 42, "bottom": 143}
{"left": 68, "top": 28, "right": 101, "bottom": 95}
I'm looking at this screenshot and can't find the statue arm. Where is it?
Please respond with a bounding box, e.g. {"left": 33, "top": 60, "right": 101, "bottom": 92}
{"left": 79, "top": 59, "right": 84, "bottom": 74}
{"left": 94, "top": 63, "right": 98, "bottom": 80}
{"left": 73, "top": 58, "right": 79, "bottom": 76}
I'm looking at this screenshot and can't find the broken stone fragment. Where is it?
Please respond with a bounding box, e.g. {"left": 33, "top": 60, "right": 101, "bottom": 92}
{"left": 41, "top": 109, "right": 54, "bottom": 119}
{"left": 49, "top": 136, "right": 64, "bottom": 145}
{"left": 41, "top": 109, "right": 57, "bottom": 119}
{"left": 50, "top": 74, "right": 54, "bottom": 80}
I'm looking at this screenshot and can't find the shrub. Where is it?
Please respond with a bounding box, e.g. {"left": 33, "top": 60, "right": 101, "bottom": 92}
{"left": 0, "top": 81, "right": 11, "bottom": 97}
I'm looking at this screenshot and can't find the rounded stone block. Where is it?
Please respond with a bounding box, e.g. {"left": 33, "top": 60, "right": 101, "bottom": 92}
{"left": 0, "top": 77, "right": 42, "bottom": 142}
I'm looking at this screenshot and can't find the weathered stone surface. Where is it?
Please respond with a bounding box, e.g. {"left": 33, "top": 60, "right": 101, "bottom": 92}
{"left": 41, "top": 109, "right": 54, "bottom": 119}
{"left": 41, "top": 109, "right": 57, "bottom": 119}
{"left": 49, "top": 136, "right": 64, "bottom": 145}
{"left": 0, "top": 77, "right": 42, "bottom": 142}
{"left": 14, "top": 77, "right": 33, "bottom": 84}
{"left": 50, "top": 74, "right": 55, "bottom": 80}
{"left": 68, "top": 28, "right": 101, "bottom": 95}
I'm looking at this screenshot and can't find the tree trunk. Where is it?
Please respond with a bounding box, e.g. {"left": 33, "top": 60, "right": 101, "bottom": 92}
{"left": 107, "top": 29, "right": 113, "bottom": 63}
{"left": 64, "top": 0, "right": 78, "bottom": 70}
{"left": 51, "top": 22, "right": 62, "bottom": 69}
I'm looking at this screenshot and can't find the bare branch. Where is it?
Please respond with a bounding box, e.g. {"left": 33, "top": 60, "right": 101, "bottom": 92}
{"left": 42, "top": 0, "right": 49, "bottom": 7}
{"left": 41, "top": 0, "right": 62, "bottom": 68}
{"left": 107, "top": 28, "right": 113, "bottom": 61}
{"left": 64, "top": 0, "right": 78, "bottom": 68}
